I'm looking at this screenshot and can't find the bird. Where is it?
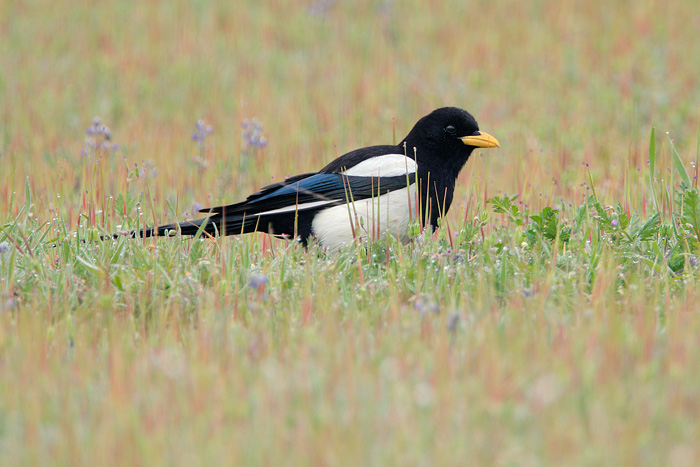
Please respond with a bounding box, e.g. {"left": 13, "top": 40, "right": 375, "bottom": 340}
{"left": 125, "top": 107, "right": 499, "bottom": 250}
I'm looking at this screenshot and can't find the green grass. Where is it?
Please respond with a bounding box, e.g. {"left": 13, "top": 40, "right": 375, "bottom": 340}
{"left": 2, "top": 0, "right": 700, "bottom": 464}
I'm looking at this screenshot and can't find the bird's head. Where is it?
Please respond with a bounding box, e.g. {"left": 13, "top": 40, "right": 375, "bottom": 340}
{"left": 401, "top": 107, "right": 499, "bottom": 173}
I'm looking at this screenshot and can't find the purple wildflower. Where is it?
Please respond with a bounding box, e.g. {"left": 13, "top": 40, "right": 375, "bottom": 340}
{"left": 139, "top": 160, "right": 157, "bottom": 179}
{"left": 242, "top": 118, "right": 267, "bottom": 149}
{"left": 414, "top": 297, "right": 438, "bottom": 316}
{"left": 446, "top": 313, "right": 460, "bottom": 333}
{"left": 248, "top": 274, "right": 269, "bottom": 288}
{"left": 84, "top": 117, "right": 118, "bottom": 156}
{"left": 185, "top": 203, "right": 204, "bottom": 219}
{"left": 1, "top": 298, "right": 16, "bottom": 312}
{"left": 0, "top": 242, "right": 9, "bottom": 254}
{"left": 308, "top": 0, "right": 335, "bottom": 16}
{"left": 86, "top": 117, "right": 102, "bottom": 136}
{"left": 378, "top": 0, "right": 394, "bottom": 15}
{"left": 192, "top": 119, "right": 214, "bottom": 145}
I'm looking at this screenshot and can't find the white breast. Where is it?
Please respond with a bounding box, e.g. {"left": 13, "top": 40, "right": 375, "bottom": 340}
{"left": 311, "top": 183, "right": 418, "bottom": 250}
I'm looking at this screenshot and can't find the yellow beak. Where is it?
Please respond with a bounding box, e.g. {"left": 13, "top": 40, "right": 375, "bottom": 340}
{"left": 461, "top": 131, "right": 500, "bottom": 148}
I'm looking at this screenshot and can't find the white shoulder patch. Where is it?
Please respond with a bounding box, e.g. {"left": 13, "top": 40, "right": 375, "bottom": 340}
{"left": 342, "top": 154, "right": 417, "bottom": 177}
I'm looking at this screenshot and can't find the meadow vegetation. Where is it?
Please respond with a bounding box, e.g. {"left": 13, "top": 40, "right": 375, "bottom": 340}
{"left": 1, "top": 0, "right": 700, "bottom": 464}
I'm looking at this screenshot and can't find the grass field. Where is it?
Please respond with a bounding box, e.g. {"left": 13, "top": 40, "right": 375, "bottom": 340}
{"left": 2, "top": 0, "right": 700, "bottom": 464}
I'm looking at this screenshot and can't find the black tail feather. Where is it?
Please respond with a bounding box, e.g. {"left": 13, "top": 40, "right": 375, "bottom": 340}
{"left": 119, "top": 214, "right": 261, "bottom": 239}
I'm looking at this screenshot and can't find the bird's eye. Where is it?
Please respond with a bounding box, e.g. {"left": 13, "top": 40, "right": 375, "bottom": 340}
{"left": 445, "top": 125, "right": 456, "bottom": 135}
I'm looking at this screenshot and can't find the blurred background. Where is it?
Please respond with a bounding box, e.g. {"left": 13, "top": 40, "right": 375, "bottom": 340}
{"left": 1, "top": 0, "right": 699, "bottom": 227}
{"left": 3, "top": 2, "right": 700, "bottom": 464}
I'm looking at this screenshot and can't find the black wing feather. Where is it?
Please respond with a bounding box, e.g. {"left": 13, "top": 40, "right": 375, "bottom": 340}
{"left": 199, "top": 172, "right": 316, "bottom": 215}
{"left": 200, "top": 170, "right": 414, "bottom": 218}
{"left": 200, "top": 144, "right": 405, "bottom": 215}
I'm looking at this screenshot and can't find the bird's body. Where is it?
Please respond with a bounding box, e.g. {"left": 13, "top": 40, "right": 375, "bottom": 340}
{"left": 131, "top": 107, "right": 499, "bottom": 250}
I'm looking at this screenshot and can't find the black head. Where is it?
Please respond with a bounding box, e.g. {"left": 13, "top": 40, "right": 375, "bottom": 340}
{"left": 400, "top": 107, "right": 499, "bottom": 174}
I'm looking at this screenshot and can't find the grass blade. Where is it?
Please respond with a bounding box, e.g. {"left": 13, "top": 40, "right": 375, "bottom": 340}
{"left": 668, "top": 133, "right": 691, "bottom": 189}
{"left": 648, "top": 127, "right": 659, "bottom": 211}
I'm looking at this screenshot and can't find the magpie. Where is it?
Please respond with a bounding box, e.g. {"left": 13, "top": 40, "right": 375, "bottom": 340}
{"left": 129, "top": 107, "right": 499, "bottom": 250}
